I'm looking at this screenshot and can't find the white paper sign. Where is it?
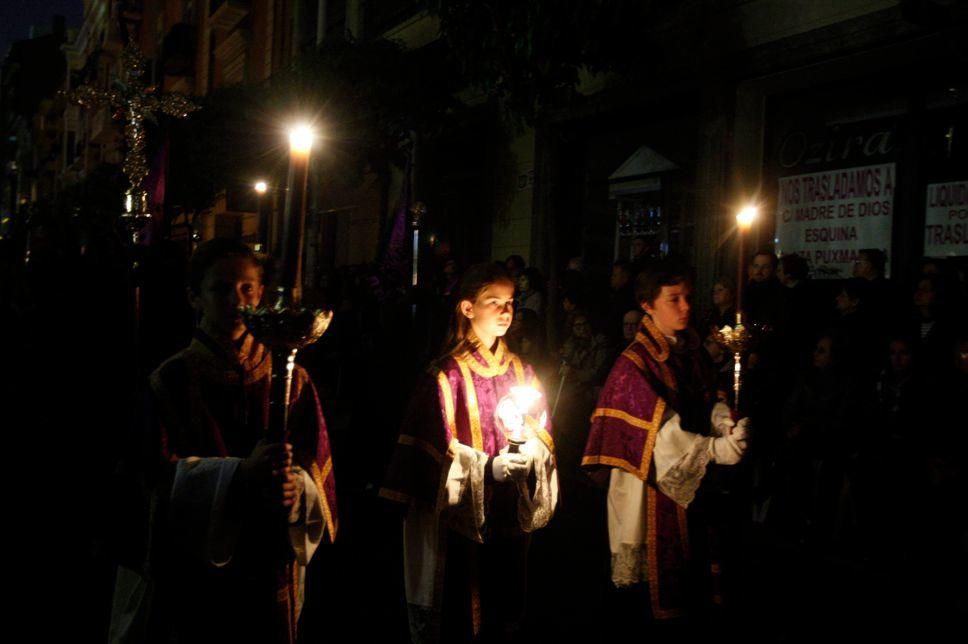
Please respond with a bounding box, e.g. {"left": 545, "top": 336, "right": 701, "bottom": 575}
{"left": 924, "top": 181, "right": 968, "bottom": 257}
{"left": 775, "top": 163, "right": 895, "bottom": 278}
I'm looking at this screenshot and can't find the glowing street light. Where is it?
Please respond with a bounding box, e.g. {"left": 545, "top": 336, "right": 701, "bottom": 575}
{"left": 737, "top": 205, "right": 758, "bottom": 229}
{"left": 288, "top": 124, "right": 314, "bottom": 157}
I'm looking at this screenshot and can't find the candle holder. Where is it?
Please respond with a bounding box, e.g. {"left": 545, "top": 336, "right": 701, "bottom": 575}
{"left": 239, "top": 123, "right": 330, "bottom": 445}
{"left": 714, "top": 315, "right": 754, "bottom": 414}
{"left": 495, "top": 386, "right": 544, "bottom": 453}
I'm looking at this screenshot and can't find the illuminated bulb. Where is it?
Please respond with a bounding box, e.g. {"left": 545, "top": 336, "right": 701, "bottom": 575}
{"left": 254, "top": 181, "right": 268, "bottom": 194}
{"left": 288, "top": 125, "right": 314, "bottom": 156}
{"left": 736, "top": 205, "right": 758, "bottom": 228}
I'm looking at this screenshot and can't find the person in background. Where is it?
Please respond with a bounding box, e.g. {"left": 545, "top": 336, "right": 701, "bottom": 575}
{"left": 700, "top": 276, "right": 737, "bottom": 337}
{"left": 516, "top": 266, "right": 545, "bottom": 316}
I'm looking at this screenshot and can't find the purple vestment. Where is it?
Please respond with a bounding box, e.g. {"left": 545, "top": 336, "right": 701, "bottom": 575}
{"left": 381, "top": 339, "right": 557, "bottom": 642}
{"left": 583, "top": 316, "right": 713, "bottom": 618}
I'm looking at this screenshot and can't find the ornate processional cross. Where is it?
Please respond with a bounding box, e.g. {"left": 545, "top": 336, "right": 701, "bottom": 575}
{"left": 66, "top": 43, "right": 198, "bottom": 240}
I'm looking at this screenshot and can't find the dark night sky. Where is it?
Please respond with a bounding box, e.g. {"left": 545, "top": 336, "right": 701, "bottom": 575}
{"left": 0, "top": 0, "right": 84, "bottom": 61}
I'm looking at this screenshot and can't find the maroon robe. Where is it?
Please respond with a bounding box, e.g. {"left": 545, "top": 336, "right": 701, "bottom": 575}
{"left": 583, "top": 315, "right": 713, "bottom": 618}
{"left": 146, "top": 330, "right": 337, "bottom": 643}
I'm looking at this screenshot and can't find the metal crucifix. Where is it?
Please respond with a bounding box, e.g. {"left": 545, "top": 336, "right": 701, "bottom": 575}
{"left": 66, "top": 43, "right": 198, "bottom": 241}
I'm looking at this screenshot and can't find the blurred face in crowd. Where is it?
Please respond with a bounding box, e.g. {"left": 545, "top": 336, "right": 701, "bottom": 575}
{"left": 610, "top": 265, "right": 630, "bottom": 290}
{"left": 622, "top": 310, "right": 644, "bottom": 341}
{"left": 888, "top": 339, "right": 913, "bottom": 375}
{"left": 835, "top": 288, "right": 859, "bottom": 315}
{"left": 749, "top": 254, "right": 776, "bottom": 283}
{"left": 517, "top": 273, "right": 531, "bottom": 293}
{"left": 460, "top": 281, "right": 515, "bottom": 348}
{"left": 913, "top": 278, "right": 936, "bottom": 312}
{"left": 443, "top": 259, "right": 458, "bottom": 277}
{"left": 957, "top": 339, "right": 968, "bottom": 376}
{"left": 642, "top": 283, "right": 692, "bottom": 337}
{"left": 775, "top": 261, "right": 787, "bottom": 285}
{"left": 813, "top": 336, "right": 833, "bottom": 369}
{"left": 853, "top": 253, "right": 876, "bottom": 280}
{"left": 562, "top": 295, "right": 576, "bottom": 313}
{"left": 192, "top": 256, "right": 264, "bottom": 342}
{"left": 572, "top": 315, "right": 592, "bottom": 340}
{"left": 712, "top": 282, "right": 734, "bottom": 309}
{"left": 631, "top": 237, "right": 646, "bottom": 259}
{"left": 921, "top": 261, "right": 941, "bottom": 276}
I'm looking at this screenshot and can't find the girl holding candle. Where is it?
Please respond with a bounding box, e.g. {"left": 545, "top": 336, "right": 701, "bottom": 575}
{"left": 382, "top": 263, "right": 558, "bottom": 644}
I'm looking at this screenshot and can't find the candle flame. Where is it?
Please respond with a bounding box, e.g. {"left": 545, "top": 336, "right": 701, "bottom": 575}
{"left": 510, "top": 386, "right": 542, "bottom": 412}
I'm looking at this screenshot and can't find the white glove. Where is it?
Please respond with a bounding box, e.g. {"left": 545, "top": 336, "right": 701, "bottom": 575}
{"left": 492, "top": 452, "right": 532, "bottom": 483}
{"left": 710, "top": 402, "right": 734, "bottom": 437}
{"left": 706, "top": 431, "right": 747, "bottom": 465}
{"left": 731, "top": 417, "right": 751, "bottom": 443}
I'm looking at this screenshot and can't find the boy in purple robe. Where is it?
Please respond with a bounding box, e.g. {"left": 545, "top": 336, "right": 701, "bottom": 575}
{"left": 382, "top": 263, "right": 558, "bottom": 643}
{"left": 583, "top": 259, "right": 749, "bottom": 619}
{"left": 110, "top": 239, "right": 337, "bottom": 644}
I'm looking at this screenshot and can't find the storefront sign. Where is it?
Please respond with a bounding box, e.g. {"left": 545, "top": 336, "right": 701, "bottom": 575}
{"left": 924, "top": 180, "right": 968, "bottom": 257}
{"left": 775, "top": 162, "right": 895, "bottom": 278}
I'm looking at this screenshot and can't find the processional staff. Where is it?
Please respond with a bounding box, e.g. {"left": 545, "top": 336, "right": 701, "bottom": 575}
{"left": 244, "top": 125, "right": 333, "bottom": 445}
{"left": 65, "top": 40, "right": 198, "bottom": 382}
{"left": 241, "top": 125, "right": 332, "bottom": 643}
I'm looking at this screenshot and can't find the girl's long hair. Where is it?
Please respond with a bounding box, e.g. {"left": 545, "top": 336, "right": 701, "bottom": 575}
{"left": 440, "top": 262, "right": 514, "bottom": 358}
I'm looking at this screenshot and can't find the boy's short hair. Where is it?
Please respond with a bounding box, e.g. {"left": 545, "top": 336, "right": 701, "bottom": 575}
{"left": 188, "top": 238, "right": 262, "bottom": 295}
{"left": 634, "top": 257, "right": 694, "bottom": 306}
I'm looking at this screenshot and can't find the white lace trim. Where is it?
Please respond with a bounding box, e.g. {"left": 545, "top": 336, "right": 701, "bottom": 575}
{"left": 516, "top": 438, "right": 558, "bottom": 532}
{"left": 611, "top": 543, "right": 649, "bottom": 587}
{"left": 657, "top": 435, "right": 711, "bottom": 508}
{"left": 440, "top": 444, "right": 488, "bottom": 542}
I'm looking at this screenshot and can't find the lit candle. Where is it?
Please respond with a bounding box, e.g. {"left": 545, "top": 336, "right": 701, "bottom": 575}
{"left": 496, "top": 386, "right": 543, "bottom": 447}
{"left": 254, "top": 180, "right": 269, "bottom": 252}
{"left": 735, "top": 205, "right": 757, "bottom": 325}
{"left": 280, "top": 124, "right": 315, "bottom": 306}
